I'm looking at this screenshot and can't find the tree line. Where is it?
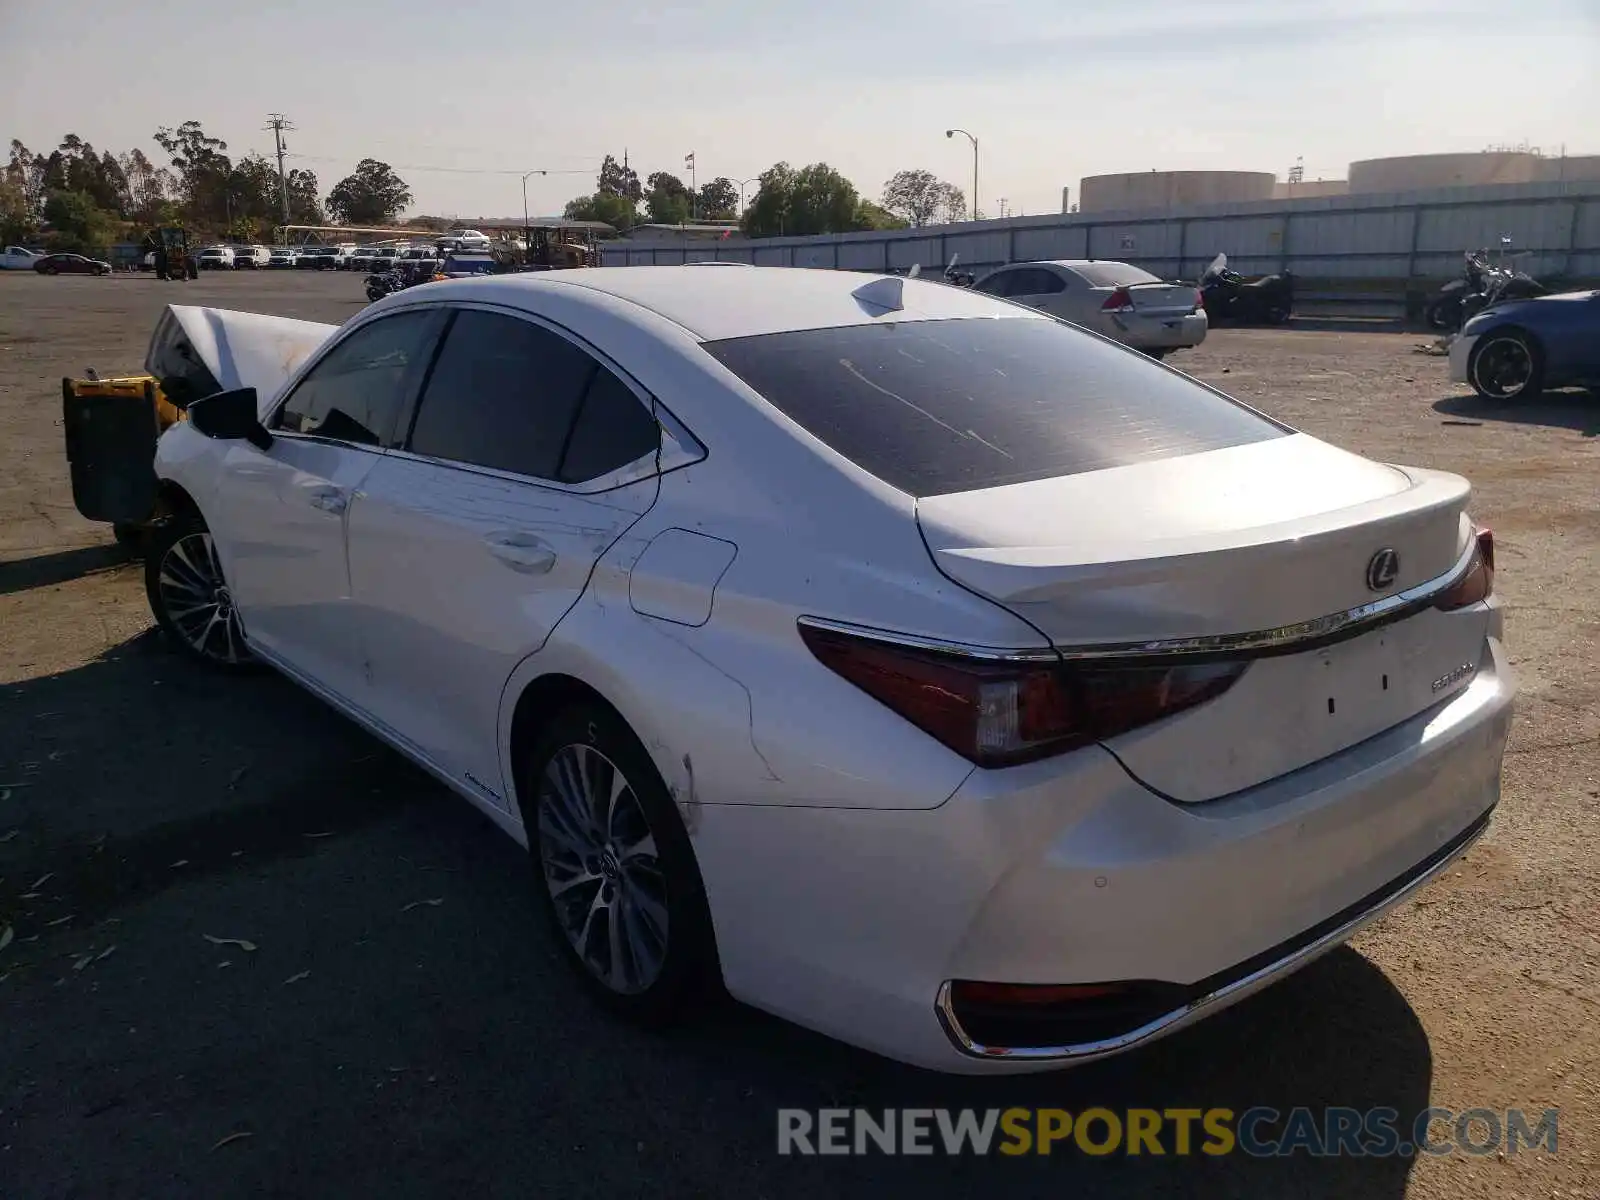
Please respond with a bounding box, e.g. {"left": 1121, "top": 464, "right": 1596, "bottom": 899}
{"left": 1, "top": 120, "right": 975, "bottom": 253}
{"left": 1, "top": 121, "right": 416, "bottom": 252}
{"left": 563, "top": 158, "right": 967, "bottom": 238}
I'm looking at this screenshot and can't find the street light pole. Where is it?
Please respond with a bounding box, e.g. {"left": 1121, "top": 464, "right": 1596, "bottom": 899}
{"left": 732, "top": 176, "right": 758, "bottom": 215}
{"left": 945, "top": 128, "right": 978, "bottom": 221}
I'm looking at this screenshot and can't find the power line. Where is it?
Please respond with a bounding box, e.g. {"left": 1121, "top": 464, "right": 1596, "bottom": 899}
{"left": 282, "top": 152, "right": 597, "bottom": 177}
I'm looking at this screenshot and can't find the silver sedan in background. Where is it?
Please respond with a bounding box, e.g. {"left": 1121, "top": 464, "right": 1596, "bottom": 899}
{"left": 973, "top": 259, "right": 1208, "bottom": 358}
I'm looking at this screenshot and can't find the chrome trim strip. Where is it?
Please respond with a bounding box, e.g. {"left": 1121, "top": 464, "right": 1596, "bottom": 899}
{"left": 933, "top": 811, "right": 1492, "bottom": 1062}
{"left": 1051, "top": 538, "right": 1479, "bottom": 662}
{"left": 795, "top": 615, "right": 1060, "bottom": 663}
{"left": 801, "top": 537, "right": 1479, "bottom": 666}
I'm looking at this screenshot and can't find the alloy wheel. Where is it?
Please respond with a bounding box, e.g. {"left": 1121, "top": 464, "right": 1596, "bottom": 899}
{"left": 156, "top": 532, "right": 248, "bottom": 664}
{"left": 1471, "top": 336, "right": 1532, "bottom": 399}
{"left": 537, "top": 743, "right": 669, "bottom": 995}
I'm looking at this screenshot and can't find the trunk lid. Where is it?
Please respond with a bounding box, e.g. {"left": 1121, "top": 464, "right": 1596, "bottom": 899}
{"left": 1120, "top": 281, "right": 1198, "bottom": 316}
{"left": 917, "top": 434, "right": 1488, "bottom": 800}
{"left": 145, "top": 304, "right": 338, "bottom": 412}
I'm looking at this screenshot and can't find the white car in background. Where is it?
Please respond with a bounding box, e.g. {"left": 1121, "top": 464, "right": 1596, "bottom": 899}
{"left": 267, "top": 246, "right": 299, "bottom": 269}
{"left": 2, "top": 245, "right": 42, "bottom": 270}
{"left": 440, "top": 228, "right": 491, "bottom": 250}
{"left": 196, "top": 246, "right": 234, "bottom": 270}
{"left": 231, "top": 245, "right": 271, "bottom": 269}
{"left": 137, "top": 267, "right": 1511, "bottom": 1074}
{"left": 973, "top": 259, "right": 1208, "bottom": 358}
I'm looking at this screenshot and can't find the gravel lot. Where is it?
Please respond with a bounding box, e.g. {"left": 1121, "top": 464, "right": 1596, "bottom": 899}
{"left": 1, "top": 270, "right": 1596, "bottom": 1199}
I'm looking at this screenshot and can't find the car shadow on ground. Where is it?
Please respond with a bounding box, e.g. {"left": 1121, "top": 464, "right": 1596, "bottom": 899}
{"left": 0, "top": 632, "right": 1433, "bottom": 1199}
{"left": 1433, "top": 387, "right": 1600, "bottom": 436}
{"left": 0, "top": 542, "right": 136, "bottom": 596}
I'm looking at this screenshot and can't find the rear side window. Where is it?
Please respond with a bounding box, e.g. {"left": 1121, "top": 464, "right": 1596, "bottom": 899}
{"left": 703, "top": 317, "right": 1286, "bottom": 496}
{"left": 407, "top": 310, "right": 594, "bottom": 479}
{"left": 558, "top": 366, "right": 659, "bottom": 483}
{"left": 1069, "top": 262, "right": 1159, "bottom": 287}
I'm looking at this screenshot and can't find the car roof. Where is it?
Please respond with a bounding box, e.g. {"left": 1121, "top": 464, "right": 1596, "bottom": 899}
{"left": 436, "top": 265, "right": 1040, "bottom": 340}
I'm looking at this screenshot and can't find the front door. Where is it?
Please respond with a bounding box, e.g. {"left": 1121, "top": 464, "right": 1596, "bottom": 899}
{"left": 345, "top": 306, "right": 664, "bottom": 804}
{"left": 209, "top": 308, "right": 444, "bottom": 702}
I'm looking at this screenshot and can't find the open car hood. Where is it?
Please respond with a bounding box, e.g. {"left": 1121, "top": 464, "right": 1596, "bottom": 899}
{"left": 144, "top": 304, "right": 338, "bottom": 412}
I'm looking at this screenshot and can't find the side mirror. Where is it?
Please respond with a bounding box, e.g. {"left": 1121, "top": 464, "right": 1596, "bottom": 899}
{"left": 188, "top": 387, "right": 272, "bottom": 450}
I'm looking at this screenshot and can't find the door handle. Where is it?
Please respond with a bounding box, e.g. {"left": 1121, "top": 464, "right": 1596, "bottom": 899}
{"left": 305, "top": 486, "right": 348, "bottom": 514}
{"left": 484, "top": 531, "right": 557, "bottom": 574}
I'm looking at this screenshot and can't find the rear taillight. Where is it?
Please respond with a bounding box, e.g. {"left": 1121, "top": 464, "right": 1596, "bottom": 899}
{"left": 1193, "top": 287, "right": 1205, "bottom": 312}
{"left": 1433, "top": 527, "right": 1495, "bottom": 611}
{"left": 1100, "top": 287, "right": 1135, "bottom": 314}
{"left": 798, "top": 623, "right": 1245, "bottom": 768}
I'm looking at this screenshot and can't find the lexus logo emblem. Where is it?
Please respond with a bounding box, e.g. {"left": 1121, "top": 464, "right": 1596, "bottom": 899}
{"left": 1366, "top": 548, "right": 1400, "bottom": 592}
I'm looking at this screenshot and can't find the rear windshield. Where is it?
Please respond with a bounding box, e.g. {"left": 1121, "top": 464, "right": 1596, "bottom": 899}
{"left": 702, "top": 316, "right": 1285, "bottom": 496}
{"left": 1067, "top": 262, "right": 1160, "bottom": 288}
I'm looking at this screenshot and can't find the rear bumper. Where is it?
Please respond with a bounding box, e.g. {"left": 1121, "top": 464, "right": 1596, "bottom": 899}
{"left": 695, "top": 635, "right": 1513, "bottom": 1073}
{"left": 1104, "top": 310, "right": 1208, "bottom": 350}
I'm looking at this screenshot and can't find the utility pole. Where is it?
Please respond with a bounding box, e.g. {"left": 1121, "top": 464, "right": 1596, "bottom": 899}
{"left": 265, "top": 113, "right": 295, "bottom": 228}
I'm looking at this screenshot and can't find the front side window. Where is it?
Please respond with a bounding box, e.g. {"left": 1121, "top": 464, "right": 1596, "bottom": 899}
{"left": 274, "top": 310, "right": 438, "bottom": 447}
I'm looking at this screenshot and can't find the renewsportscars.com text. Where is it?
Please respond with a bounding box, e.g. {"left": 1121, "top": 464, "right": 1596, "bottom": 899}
{"left": 777, "top": 1106, "right": 1558, "bottom": 1158}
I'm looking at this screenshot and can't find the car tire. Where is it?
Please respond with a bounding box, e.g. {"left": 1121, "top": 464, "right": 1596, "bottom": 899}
{"left": 42, "top": 265, "right": 58, "bottom": 276}
{"left": 520, "top": 701, "right": 719, "bottom": 1025}
{"left": 1468, "top": 329, "right": 1544, "bottom": 402}
{"left": 1144, "top": 349, "right": 1168, "bottom": 361}
{"left": 144, "top": 513, "right": 256, "bottom": 670}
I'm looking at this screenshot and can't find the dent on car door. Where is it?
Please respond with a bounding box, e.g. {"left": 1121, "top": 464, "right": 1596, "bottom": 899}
{"left": 210, "top": 308, "right": 446, "bottom": 701}
{"left": 344, "top": 307, "right": 664, "bottom": 804}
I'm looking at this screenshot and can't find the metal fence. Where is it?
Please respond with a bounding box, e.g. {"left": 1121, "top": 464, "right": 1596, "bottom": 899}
{"left": 600, "top": 180, "right": 1600, "bottom": 318}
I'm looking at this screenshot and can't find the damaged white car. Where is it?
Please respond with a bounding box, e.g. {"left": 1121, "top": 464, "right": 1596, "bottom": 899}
{"left": 138, "top": 267, "right": 1512, "bottom": 1073}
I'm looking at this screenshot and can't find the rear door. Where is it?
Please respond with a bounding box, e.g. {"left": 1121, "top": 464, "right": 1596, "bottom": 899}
{"left": 345, "top": 306, "right": 664, "bottom": 803}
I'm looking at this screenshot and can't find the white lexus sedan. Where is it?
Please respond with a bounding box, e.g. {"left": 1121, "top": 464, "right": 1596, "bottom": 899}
{"left": 138, "top": 267, "right": 1512, "bottom": 1073}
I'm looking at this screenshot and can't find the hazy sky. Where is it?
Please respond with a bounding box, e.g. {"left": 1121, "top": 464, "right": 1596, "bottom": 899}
{"left": 3, "top": 0, "right": 1596, "bottom": 220}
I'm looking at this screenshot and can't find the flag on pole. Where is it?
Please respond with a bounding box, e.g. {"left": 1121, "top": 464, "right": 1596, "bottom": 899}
{"left": 685, "top": 152, "right": 695, "bottom": 170}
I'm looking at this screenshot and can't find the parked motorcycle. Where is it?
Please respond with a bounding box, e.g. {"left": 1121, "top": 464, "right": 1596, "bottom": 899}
{"left": 1199, "top": 253, "right": 1293, "bottom": 325}
{"left": 1424, "top": 247, "right": 1546, "bottom": 332}
{"left": 364, "top": 269, "right": 405, "bottom": 302}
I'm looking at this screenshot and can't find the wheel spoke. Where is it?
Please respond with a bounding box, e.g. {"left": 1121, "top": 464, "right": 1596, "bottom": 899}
{"left": 616, "top": 829, "right": 656, "bottom": 865}
{"left": 626, "top": 883, "right": 669, "bottom": 944}
{"left": 606, "top": 894, "right": 632, "bottom": 990}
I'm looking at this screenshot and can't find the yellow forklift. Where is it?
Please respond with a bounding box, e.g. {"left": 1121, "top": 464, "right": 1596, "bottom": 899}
{"left": 146, "top": 226, "right": 199, "bottom": 281}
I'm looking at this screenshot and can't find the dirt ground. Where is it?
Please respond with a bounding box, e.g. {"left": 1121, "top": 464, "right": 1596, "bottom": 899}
{"left": 0, "top": 270, "right": 1596, "bottom": 1199}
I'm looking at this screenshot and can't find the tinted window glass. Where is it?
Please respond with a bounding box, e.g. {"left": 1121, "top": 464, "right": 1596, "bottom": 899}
{"left": 974, "top": 270, "right": 1014, "bottom": 297}
{"left": 275, "top": 310, "right": 434, "bottom": 446}
{"left": 1022, "top": 269, "right": 1065, "bottom": 295}
{"left": 407, "top": 310, "right": 593, "bottom": 479}
{"left": 1069, "top": 262, "right": 1160, "bottom": 287}
{"left": 558, "top": 367, "right": 659, "bottom": 483}
{"left": 703, "top": 317, "right": 1286, "bottom": 497}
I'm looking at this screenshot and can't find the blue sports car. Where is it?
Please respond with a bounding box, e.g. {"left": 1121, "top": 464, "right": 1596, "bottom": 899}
{"left": 1451, "top": 289, "right": 1600, "bottom": 401}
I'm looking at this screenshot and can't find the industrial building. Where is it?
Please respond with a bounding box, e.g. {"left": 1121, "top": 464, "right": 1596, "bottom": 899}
{"left": 1078, "top": 148, "right": 1600, "bottom": 213}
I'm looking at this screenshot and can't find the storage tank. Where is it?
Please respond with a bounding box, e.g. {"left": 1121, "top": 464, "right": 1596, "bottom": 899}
{"left": 1538, "top": 155, "right": 1600, "bottom": 183}
{"left": 1348, "top": 152, "right": 1542, "bottom": 192}
{"left": 1272, "top": 179, "right": 1349, "bottom": 200}
{"left": 1078, "top": 170, "right": 1276, "bottom": 212}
